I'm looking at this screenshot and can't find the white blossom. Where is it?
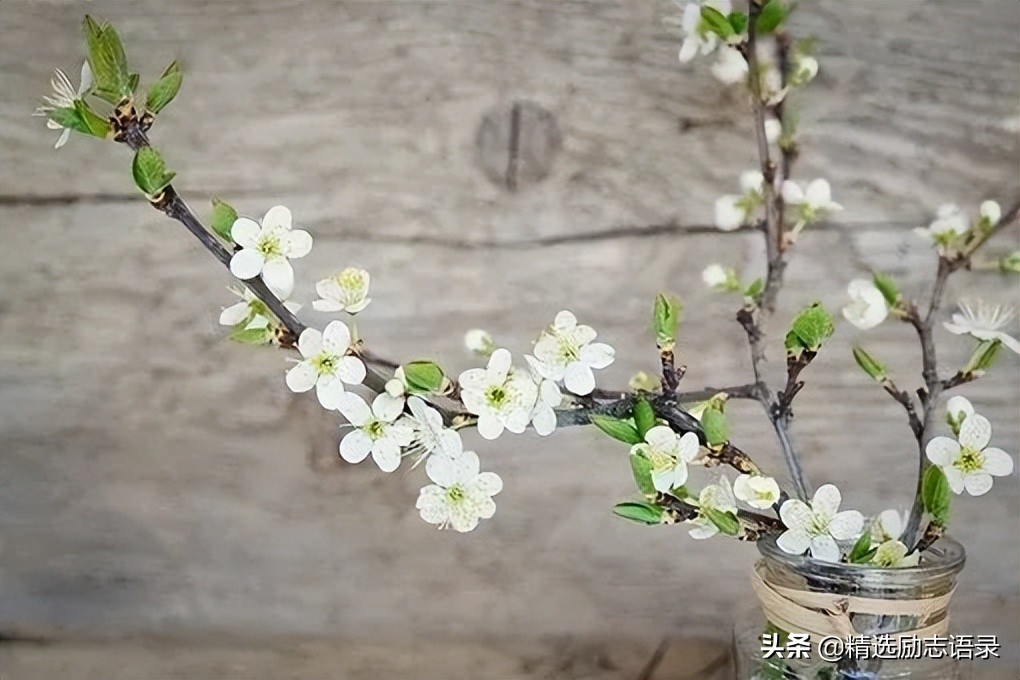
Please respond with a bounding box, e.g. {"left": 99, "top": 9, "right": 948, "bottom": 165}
{"left": 781, "top": 179, "right": 842, "bottom": 223}
{"left": 313, "top": 267, "right": 370, "bottom": 314}
{"left": 777, "top": 484, "right": 864, "bottom": 562}
{"left": 337, "top": 393, "right": 414, "bottom": 472}
{"left": 529, "top": 310, "right": 615, "bottom": 396}
{"left": 403, "top": 396, "right": 463, "bottom": 465}
{"left": 464, "top": 329, "right": 496, "bottom": 356}
{"left": 416, "top": 451, "right": 502, "bottom": 532}
{"left": 789, "top": 54, "right": 818, "bottom": 86}
{"left": 459, "top": 348, "right": 538, "bottom": 440}
{"left": 842, "top": 279, "right": 889, "bottom": 330}
{"left": 913, "top": 203, "right": 968, "bottom": 246}
{"left": 702, "top": 264, "right": 729, "bottom": 288}
{"left": 218, "top": 286, "right": 301, "bottom": 331}
{"left": 631, "top": 426, "right": 700, "bottom": 493}
{"left": 524, "top": 356, "right": 562, "bottom": 437}
{"left": 946, "top": 396, "right": 974, "bottom": 434}
{"left": 676, "top": 0, "right": 733, "bottom": 64}
{"left": 229, "top": 206, "right": 313, "bottom": 298}
{"left": 715, "top": 195, "right": 747, "bottom": 231}
{"left": 871, "top": 540, "right": 919, "bottom": 568}
{"left": 385, "top": 366, "right": 409, "bottom": 399}
{"left": 733, "top": 474, "right": 781, "bottom": 510}
{"left": 980, "top": 200, "right": 1001, "bottom": 225}
{"left": 926, "top": 414, "right": 1013, "bottom": 496}
{"left": 34, "top": 62, "right": 92, "bottom": 148}
{"left": 943, "top": 300, "right": 1020, "bottom": 354}
{"left": 871, "top": 509, "right": 906, "bottom": 544}
{"left": 711, "top": 46, "right": 748, "bottom": 84}
{"left": 764, "top": 118, "right": 783, "bottom": 144}
{"left": 285, "top": 320, "right": 366, "bottom": 409}
{"left": 688, "top": 475, "right": 738, "bottom": 539}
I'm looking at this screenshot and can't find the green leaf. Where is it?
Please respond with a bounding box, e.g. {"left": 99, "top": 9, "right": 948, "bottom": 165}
{"left": 785, "top": 303, "right": 834, "bottom": 356}
{"left": 629, "top": 452, "right": 656, "bottom": 496}
{"left": 922, "top": 465, "right": 951, "bottom": 526}
{"left": 210, "top": 197, "right": 239, "bottom": 241}
{"left": 82, "top": 16, "right": 130, "bottom": 103}
{"left": 701, "top": 407, "right": 729, "bottom": 447}
{"left": 128, "top": 72, "right": 140, "bottom": 92}
{"left": 402, "top": 360, "right": 446, "bottom": 394}
{"left": 590, "top": 415, "right": 642, "bottom": 445}
{"left": 872, "top": 272, "right": 901, "bottom": 307}
{"left": 230, "top": 327, "right": 273, "bottom": 345}
{"left": 1000, "top": 250, "right": 1020, "bottom": 273}
{"left": 744, "top": 277, "right": 764, "bottom": 301}
{"left": 700, "top": 5, "right": 735, "bottom": 40}
{"left": 727, "top": 11, "right": 748, "bottom": 35}
{"left": 653, "top": 293, "right": 681, "bottom": 349}
{"left": 962, "top": 339, "right": 1001, "bottom": 374}
{"left": 847, "top": 530, "right": 875, "bottom": 564}
{"left": 612, "top": 501, "right": 664, "bottom": 525}
{"left": 755, "top": 0, "right": 786, "bottom": 34}
{"left": 633, "top": 398, "right": 656, "bottom": 437}
{"left": 852, "top": 346, "right": 887, "bottom": 382}
{"left": 131, "top": 146, "right": 175, "bottom": 197}
{"left": 74, "top": 100, "right": 111, "bottom": 138}
{"left": 145, "top": 61, "right": 182, "bottom": 114}
{"left": 45, "top": 106, "right": 91, "bottom": 135}
{"left": 704, "top": 508, "right": 740, "bottom": 536}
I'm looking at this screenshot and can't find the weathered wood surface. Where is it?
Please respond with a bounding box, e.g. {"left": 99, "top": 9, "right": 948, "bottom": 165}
{"left": 1, "top": 0, "right": 1018, "bottom": 677}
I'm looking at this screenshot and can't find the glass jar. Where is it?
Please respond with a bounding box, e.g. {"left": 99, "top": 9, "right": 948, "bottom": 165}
{"left": 733, "top": 535, "right": 969, "bottom": 680}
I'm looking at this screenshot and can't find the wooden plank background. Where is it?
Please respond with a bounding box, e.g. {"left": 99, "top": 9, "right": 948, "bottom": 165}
{"left": 1, "top": 1, "right": 1018, "bottom": 677}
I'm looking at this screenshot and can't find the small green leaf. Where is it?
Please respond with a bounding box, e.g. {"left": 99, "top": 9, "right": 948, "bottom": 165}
{"left": 700, "top": 5, "right": 735, "bottom": 40}
{"left": 785, "top": 303, "right": 834, "bottom": 356}
{"left": 83, "top": 16, "right": 130, "bottom": 103}
{"left": 704, "top": 508, "right": 740, "bottom": 536}
{"left": 402, "top": 360, "right": 446, "bottom": 394}
{"left": 755, "top": 0, "right": 786, "bottom": 34}
{"left": 744, "top": 277, "right": 764, "bottom": 301}
{"left": 612, "top": 501, "right": 664, "bottom": 525}
{"left": 653, "top": 293, "right": 682, "bottom": 349}
{"left": 74, "top": 100, "right": 111, "bottom": 138}
{"left": 962, "top": 339, "right": 1001, "bottom": 374}
{"left": 1000, "top": 250, "right": 1020, "bottom": 274}
{"left": 872, "top": 272, "right": 901, "bottom": 307}
{"left": 701, "top": 407, "right": 729, "bottom": 447}
{"left": 210, "top": 197, "right": 239, "bottom": 241}
{"left": 922, "top": 465, "right": 951, "bottom": 526}
{"left": 633, "top": 398, "right": 656, "bottom": 437}
{"left": 852, "top": 346, "right": 887, "bottom": 382}
{"left": 590, "top": 415, "right": 642, "bottom": 445}
{"left": 131, "top": 146, "right": 175, "bottom": 197}
{"left": 629, "top": 452, "right": 656, "bottom": 496}
{"left": 230, "top": 327, "right": 273, "bottom": 345}
{"left": 727, "top": 11, "right": 748, "bottom": 35}
{"left": 847, "top": 530, "right": 875, "bottom": 564}
{"left": 145, "top": 61, "right": 182, "bottom": 114}
{"left": 46, "top": 106, "right": 91, "bottom": 135}
{"left": 128, "top": 72, "right": 140, "bottom": 92}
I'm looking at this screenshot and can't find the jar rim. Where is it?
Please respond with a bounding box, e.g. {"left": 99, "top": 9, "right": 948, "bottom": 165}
{"left": 757, "top": 534, "right": 966, "bottom": 580}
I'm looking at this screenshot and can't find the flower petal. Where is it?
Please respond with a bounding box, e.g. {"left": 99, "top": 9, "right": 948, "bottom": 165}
{"left": 958, "top": 414, "right": 991, "bottom": 451}
{"left": 218, "top": 301, "right": 250, "bottom": 326}
{"left": 315, "top": 375, "right": 346, "bottom": 409}
{"left": 261, "top": 257, "right": 294, "bottom": 299}
{"left": 644, "top": 425, "right": 678, "bottom": 450}
{"left": 416, "top": 486, "right": 450, "bottom": 525}
{"left": 776, "top": 528, "right": 811, "bottom": 556}
{"left": 677, "top": 432, "right": 701, "bottom": 462}
{"left": 652, "top": 469, "right": 676, "bottom": 493}
{"left": 372, "top": 392, "right": 405, "bottom": 422}
{"left": 981, "top": 447, "right": 1014, "bottom": 477}
{"left": 779, "top": 499, "right": 812, "bottom": 532}
{"left": 297, "top": 328, "right": 323, "bottom": 358}
{"left": 469, "top": 471, "right": 503, "bottom": 497}
{"left": 230, "top": 218, "right": 262, "bottom": 248}
{"left": 339, "top": 430, "right": 372, "bottom": 464}
{"left": 804, "top": 179, "right": 832, "bottom": 207}
{"left": 809, "top": 534, "right": 840, "bottom": 563}
{"left": 925, "top": 436, "right": 959, "bottom": 467}
{"left": 336, "top": 356, "right": 366, "bottom": 385}
{"left": 829, "top": 510, "right": 864, "bottom": 541}
{"left": 553, "top": 310, "right": 577, "bottom": 330}
{"left": 336, "top": 392, "right": 372, "bottom": 425}
{"left": 477, "top": 415, "right": 504, "bottom": 440}
{"left": 371, "top": 440, "right": 402, "bottom": 473}
{"left": 312, "top": 299, "right": 345, "bottom": 313}
{"left": 322, "top": 320, "right": 352, "bottom": 353}
{"left": 532, "top": 404, "right": 556, "bottom": 436}
{"left": 284, "top": 229, "right": 313, "bottom": 258}
{"left": 943, "top": 466, "right": 966, "bottom": 494}
{"left": 229, "top": 248, "right": 265, "bottom": 280}
{"left": 486, "top": 348, "right": 512, "bottom": 381}
{"left": 963, "top": 473, "right": 993, "bottom": 496}
{"left": 563, "top": 362, "right": 595, "bottom": 395}
{"left": 262, "top": 205, "right": 292, "bottom": 231}
{"left": 811, "top": 484, "right": 842, "bottom": 518}
{"left": 580, "top": 342, "right": 615, "bottom": 369}
{"left": 285, "top": 361, "right": 317, "bottom": 393}
{"left": 781, "top": 181, "right": 805, "bottom": 205}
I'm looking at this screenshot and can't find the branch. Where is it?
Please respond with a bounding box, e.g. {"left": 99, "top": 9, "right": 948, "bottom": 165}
{"left": 657, "top": 492, "right": 783, "bottom": 541}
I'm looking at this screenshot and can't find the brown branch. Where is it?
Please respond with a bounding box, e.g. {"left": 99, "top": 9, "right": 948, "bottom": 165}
{"left": 656, "top": 492, "right": 783, "bottom": 541}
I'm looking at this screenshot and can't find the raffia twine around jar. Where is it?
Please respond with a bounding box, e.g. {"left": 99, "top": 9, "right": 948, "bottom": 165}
{"left": 752, "top": 536, "right": 966, "bottom": 640}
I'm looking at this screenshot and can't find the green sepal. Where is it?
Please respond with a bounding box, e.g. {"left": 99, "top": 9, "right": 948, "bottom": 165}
{"left": 402, "top": 360, "right": 446, "bottom": 394}
{"left": 922, "top": 465, "right": 951, "bottom": 526}
{"left": 629, "top": 451, "right": 656, "bottom": 496}
{"left": 145, "top": 61, "right": 182, "bottom": 114}
{"left": 590, "top": 415, "right": 642, "bottom": 445}
{"left": 131, "top": 146, "right": 175, "bottom": 197}
{"left": 755, "top": 0, "right": 786, "bottom": 34}
{"left": 847, "top": 530, "right": 875, "bottom": 564}
{"left": 633, "top": 398, "right": 656, "bottom": 438}
{"left": 704, "top": 508, "right": 740, "bottom": 536}
{"left": 701, "top": 407, "right": 729, "bottom": 448}
{"left": 230, "top": 327, "right": 273, "bottom": 345}
{"left": 612, "top": 501, "right": 664, "bottom": 525}
{"left": 210, "top": 197, "right": 239, "bottom": 241}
